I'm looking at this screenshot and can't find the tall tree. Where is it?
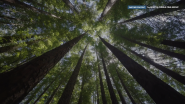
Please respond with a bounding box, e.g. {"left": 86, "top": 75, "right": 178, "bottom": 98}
{"left": 0, "top": 33, "right": 86, "bottom": 104}
{"left": 99, "top": 36, "right": 185, "bottom": 104}
{"left": 99, "top": 0, "right": 117, "bottom": 21}
{"left": 121, "top": 36, "right": 185, "bottom": 61}
{"left": 77, "top": 75, "right": 85, "bottom": 104}
{"left": 123, "top": 46, "right": 185, "bottom": 85}
{"left": 98, "top": 64, "right": 107, "bottom": 104}
{"left": 57, "top": 44, "right": 88, "bottom": 104}
{"left": 100, "top": 52, "right": 119, "bottom": 104}
{"left": 161, "top": 40, "right": 185, "bottom": 50}
{"left": 32, "top": 79, "right": 55, "bottom": 104}
{"left": 115, "top": 68, "right": 136, "bottom": 104}
{"left": 45, "top": 79, "right": 63, "bottom": 104}
{"left": 110, "top": 73, "right": 126, "bottom": 104}
{"left": 118, "top": 0, "right": 185, "bottom": 24}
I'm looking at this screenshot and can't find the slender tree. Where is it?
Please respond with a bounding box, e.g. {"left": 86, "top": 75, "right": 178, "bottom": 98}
{"left": 110, "top": 73, "right": 126, "bottom": 104}
{"left": 161, "top": 40, "right": 185, "bottom": 50}
{"left": 121, "top": 36, "right": 185, "bottom": 61}
{"left": 45, "top": 80, "right": 63, "bottom": 104}
{"left": 115, "top": 69, "right": 136, "bottom": 104}
{"left": 99, "top": 36, "right": 185, "bottom": 104}
{"left": 0, "top": 33, "right": 86, "bottom": 104}
{"left": 77, "top": 75, "right": 85, "bottom": 104}
{"left": 100, "top": 52, "right": 119, "bottom": 104}
{"left": 98, "top": 64, "right": 107, "bottom": 104}
{"left": 99, "top": 0, "right": 117, "bottom": 21}
{"left": 57, "top": 44, "right": 88, "bottom": 104}
{"left": 118, "top": 0, "right": 185, "bottom": 24}
{"left": 124, "top": 46, "right": 185, "bottom": 85}
{"left": 32, "top": 80, "right": 55, "bottom": 104}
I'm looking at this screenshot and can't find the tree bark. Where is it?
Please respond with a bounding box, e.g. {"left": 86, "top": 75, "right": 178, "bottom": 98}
{"left": 2, "top": 0, "right": 61, "bottom": 19}
{"left": 161, "top": 40, "right": 185, "bottom": 50}
{"left": 98, "top": 64, "right": 107, "bottom": 104}
{"left": 115, "top": 69, "right": 136, "bottom": 104}
{"left": 57, "top": 44, "right": 88, "bottom": 104}
{"left": 99, "top": 36, "right": 185, "bottom": 104}
{"left": 77, "top": 76, "right": 85, "bottom": 104}
{"left": 100, "top": 52, "right": 119, "bottom": 104}
{"left": 24, "top": 79, "right": 47, "bottom": 104}
{"left": 0, "top": 34, "right": 86, "bottom": 104}
{"left": 124, "top": 47, "right": 185, "bottom": 85}
{"left": 121, "top": 36, "right": 185, "bottom": 61}
{"left": 118, "top": 0, "right": 185, "bottom": 24}
{"left": 99, "top": 0, "right": 117, "bottom": 21}
{"left": 110, "top": 74, "right": 126, "bottom": 104}
{"left": 32, "top": 79, "right": 55, "bottom": 104}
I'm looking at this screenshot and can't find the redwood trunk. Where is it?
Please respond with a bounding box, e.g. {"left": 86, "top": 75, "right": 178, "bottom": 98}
{"left": 118, "top": 0, "right": 185, "bottom": 24}
{"left": 124, "top": 47, "right": 185, "bottom": 85}
{"left": 77, "top": 76, "right": 85, "bottom": 104}
{"left": 101, "top": 53, "right": 119, "bottom": 104}
{"left": 98, "top": 64, "right": 107, "bottom": 104}
{"left": 116, "top": 69, "right": 136, "bottom": 104}
{"left": 110, "top": 74, "right": 126, "bottom": 104}
{"left": 99, "top": 36, "right": 185, "bottom": 104}
{"left": 121, "top": 36, "right": 185, "bottom": 61}
{"left": 57, "top": 44, "right": 88, "bottom": 104}
{"left": 161, "top": 40, "right": 185, "bottom": 49}
{"left": 32, "top": 80, "right": 55, "bottom": 104}
{"left": 45, "top": 81, "right": 62, "bottom": 104}
{"left": 0, "top": 34, "right": 85, "bottom": 104}
{"left": 99, "top": 0, "right": 117, "bottom": 21}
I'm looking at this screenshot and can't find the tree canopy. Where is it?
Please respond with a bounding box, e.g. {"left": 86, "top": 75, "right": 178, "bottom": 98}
{"left": 0, "top": 0, "right": 185, "bottom": 104}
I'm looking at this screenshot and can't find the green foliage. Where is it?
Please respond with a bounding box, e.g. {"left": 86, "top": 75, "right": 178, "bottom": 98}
{"left": 1, "top": 0, "right": 185, "bottom": 104}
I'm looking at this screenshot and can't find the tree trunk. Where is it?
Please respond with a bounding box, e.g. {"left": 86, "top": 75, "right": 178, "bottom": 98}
{"left": 99, "top": 0, "right": 117, "bottom": 21}
{"left": 115, "top": 69, "right": 136, "bottom": 104}
{"left": 77, "top": 76, "right": 85, "bottom": 104}
{"left": 100, "top": 52, "right": 119, "bottom": 104}
{"left": 121, "top": 36, "right": 185, "bottom": 61}
{"left": 32, "top": 79, "right": 55, "bottom": 104}
{"left": 45, "top": 80, "right": 62, "bottom": 104}
{"left": 124, "top": 46, "right": 185, "bottom": 85}
{"left": 118, "top": 0, "right": 185, "bottom": 24}
{"left": 110, "top": 74, "right": 126, "bottom": 104}
{"left": 0, "top": 34, "right": 86, "bottom": 104}
{"left": 99, "top": 36, "right": 185, "bottom": 104}
{"left": 24, "top": 78, "right": 48, "bottom": 104}
{"left": 96, "top": 72, "right": 100, "bottom": 104}
{"left": 98, "top": 64, "right": 107, "bottom": 104}
{"left": 62, "top": 0, "right": 79, "bottom": 14}
{"left": 2, "top": 0, "right": 61, "bottom": 19}
{"left": 161, "top": 40, "right": 185, "bottom": 50}
{"left": 57, "top": 44, "right": 88, "bottom": 104}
